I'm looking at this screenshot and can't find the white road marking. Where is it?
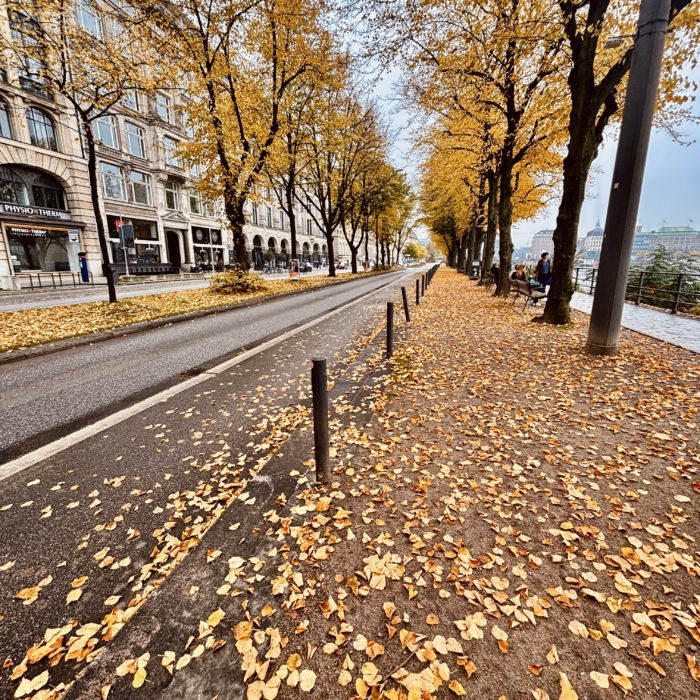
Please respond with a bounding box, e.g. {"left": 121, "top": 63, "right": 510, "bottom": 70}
{"left": 0, "top": 271, "right": 414, "bottom": 481}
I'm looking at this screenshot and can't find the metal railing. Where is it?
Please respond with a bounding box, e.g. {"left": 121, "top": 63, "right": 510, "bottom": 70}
{"left": 18, "top": 271, "right": 95, "bottom": 290}
{"left": 574, "top": 267, "right": 700, "bottom": 314}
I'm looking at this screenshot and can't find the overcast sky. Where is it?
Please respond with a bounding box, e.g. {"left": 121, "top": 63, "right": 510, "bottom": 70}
{"left": 375, "top": 65, "right": 700, "bottom": 248}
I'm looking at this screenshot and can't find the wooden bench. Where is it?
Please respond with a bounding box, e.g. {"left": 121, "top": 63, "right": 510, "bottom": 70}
{"left": 508, "top": 278, "right": 546, "bottom": 309}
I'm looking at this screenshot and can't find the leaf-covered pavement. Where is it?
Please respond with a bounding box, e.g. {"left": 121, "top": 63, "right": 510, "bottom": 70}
{"left": 0, "top": 272, "right": 384, "bottom": 354}
{"left": 2, "top": 268, "right": 700, "bottom": 700}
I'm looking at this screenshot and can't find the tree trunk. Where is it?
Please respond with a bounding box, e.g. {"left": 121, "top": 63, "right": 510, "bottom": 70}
{"left": 363, "top": 226, "right": 369, "bottom": 265}
{"left": 543, "top": 130, "right": 600, "bottom": 323}
{"left": 325, "top": 229, "right": 336, "bottom": 277}
{"left": 83, "top": 123, "right": 117, "bottom": 303}
{"left": 380, "top": 240, "right": 386, "bottom": 266}
{"left": 350, "top": 245, "right": 358, "bottom": 273}
{"left": 286, "top": 179, "right": 297, "bottom": 260}
{"left": 481, "top": 173, "right": 499, "bottom": 282}
{"left": 456, "top": 231, "right": 467, "bottom": 270}
{"left": 226, "top": 196, "right": 248, "bottom": 269}
{"left": 495, "top": 159, "right": 514, "bottom": 296}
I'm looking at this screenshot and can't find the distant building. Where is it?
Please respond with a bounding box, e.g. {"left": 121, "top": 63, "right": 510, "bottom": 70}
{"left": 632, "top": 233, "right": 650, "bottom": 253}
{"left": 530, "top": 229, "right": 553, "bottom": 257}
{"left": 647, "top": 226, "right": 700, "bottom": 253}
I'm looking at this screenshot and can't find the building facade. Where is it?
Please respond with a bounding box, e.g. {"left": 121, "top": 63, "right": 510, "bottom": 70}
{"left": 0, "top": 3, "right": 376, "bottom": 283}
{"left": 530, "top": 229, "right": 553, "bottom": 257}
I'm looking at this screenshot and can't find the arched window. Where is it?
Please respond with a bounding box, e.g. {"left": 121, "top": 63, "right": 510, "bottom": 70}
{"left": 0, "top": 99, "right": 13, "bottom": 139}
{"left": 267, "top": 237, "right": 275, "bottom": 252}
{"left": 32, "top": 173, "right": 67, "bottom": 210}
{"left": 280, "top": 240, "right": 287, "bottom": 251}
{"left": 27, "top": 108, "right": 58, "bottom": 151}
{"left": 0, "top": 166, "right": 27, "bottom": 205}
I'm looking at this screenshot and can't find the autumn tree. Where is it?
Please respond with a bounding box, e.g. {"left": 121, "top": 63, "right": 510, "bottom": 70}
{"left": 297, "top": 74, "right": 386, "bottom": 277}
{"left": 1, "top": 0, "right": 164, "bottom": 302}
{"left": 145, "top": 0, "right": 328, "bottom": 270}
{"left": 543, "top": 0, "right": 700, "bottom": 324}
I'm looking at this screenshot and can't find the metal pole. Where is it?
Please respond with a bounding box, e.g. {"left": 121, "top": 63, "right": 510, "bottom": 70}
{"left": 387, "top": 302, "right": 394, "bottom": 358}
{"left": 636, "top": 271, "right": 645, "bottom": 304}
{"left": 311, "top": 358, "right": 330, "bottom": 484}
{"left": 574, "top": 268, "right": 579, "bottom": 292}
{"left": 590, "top": 268, "right": 596, "bottom": 295}
{"left": 586, "top": 0, "right": 672, "bottom": 355}
{"left": 421, "top": 275, "right": 425, "bottom": 296}
{"left": 416, "top": 279, "right": 420, "bottom": 305}
{"left": 401, "top": 286, "right": 411, "bottom": 322}
{"left": 672, "top": 274, "right": 684, "bottom": 314}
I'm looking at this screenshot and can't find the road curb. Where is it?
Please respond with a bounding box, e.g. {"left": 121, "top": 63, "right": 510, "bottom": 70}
{"left": 0, "top": 270, "right": 402, "bottom": 367}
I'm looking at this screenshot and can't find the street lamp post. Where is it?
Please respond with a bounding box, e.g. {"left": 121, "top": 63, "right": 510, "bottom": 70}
{"left": 585, "top": 0, "right": 672, "bottom": 355}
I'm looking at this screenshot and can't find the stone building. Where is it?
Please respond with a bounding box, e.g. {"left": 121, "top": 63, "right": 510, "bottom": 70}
{"left": 0, "top": 2, "right": 375, "bottom": 284}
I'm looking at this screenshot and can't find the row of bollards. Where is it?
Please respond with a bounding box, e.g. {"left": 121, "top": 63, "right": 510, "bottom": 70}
{"left": 313, "top": 265, "right": 440, "bottom": 483}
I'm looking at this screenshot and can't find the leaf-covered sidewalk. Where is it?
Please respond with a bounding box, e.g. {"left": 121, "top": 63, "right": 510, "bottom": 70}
{"left": 247, "top": 269, "right": 700, "bottom": 700}
{"left": 4, "top": 268, "right": 700, "bottom": 700}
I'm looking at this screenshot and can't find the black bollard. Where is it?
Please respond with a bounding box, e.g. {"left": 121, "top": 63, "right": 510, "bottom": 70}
{"left": 401, "top": 286, "right": 411, "bottom": 322}
{"left": 421, "top": 275, "right": 425, "bottom": 296}
{"left": 416, "top": 279, "right": 420, "bottom": 305}
{"left": 311, "top": 358, "right": 330, "bottom": 483}
{"left": 387, "top": 302, "right": 394, "bottom": 358}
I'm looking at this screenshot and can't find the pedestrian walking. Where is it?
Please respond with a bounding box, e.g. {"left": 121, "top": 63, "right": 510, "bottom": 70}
{"left": 535, "top": 252, "right": 551, "bottom": 290}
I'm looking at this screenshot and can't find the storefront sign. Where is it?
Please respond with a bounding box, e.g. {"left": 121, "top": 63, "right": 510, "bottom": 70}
{"left": 7, "top": 225, "right": 54, "bottom": 237}
{"left": 2, "top": 204, "right": 64, "bottom": 218}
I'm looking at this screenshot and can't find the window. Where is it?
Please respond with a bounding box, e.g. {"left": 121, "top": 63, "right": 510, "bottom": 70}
{"left": 27, "top": 108, "right": 58, "bottom": 151}
{"left": 125, "top": 123, "right": 145, "bottom": 158}
{"left": 251, "top": 203, "right": 258, "bottom": 225}
{"left": 0, "top": 166, "right": 27, "bottom": 204}
{"left": 307, "top": 220, "right": 311, "bottom": 235}
{"left": 279, "top": 211, "right": 284, "bottom": 230}
{"left": 189, "top": 163, "right": 199, "bottom": 178}
{"left": 164, "top": 136, "right": 179, "bottom": 166}
{"left": 157, "top": 93, "right": 172, "bottom": 123}
{"left": 203, "top": 200, "right": 216, "bottom": 217}
{"left": 32, "top": 174, "right": 67, "bottom": 210}
{"left": 100, "top": 162, "right": 127, "bottom": 200}
{"left": 130, "top": 171, "right": 152, "bottom": 205}
{"left": 10, "top": 11, "right": 52, "bottom": 99}
{"left": 164, "top": 181, "right": 179, "bottom": 210}
{"left": 77, "top": 0, "right": 101, "bottom": 38}
{"left": 123, "top": 90, "right": 142, "bottom": 113}
{"left": 189, "top": 188, "right": 201, "bottom": 214}
{"left": 95, "top": 115, "right": 118, "bottom": 149}
{"left": 266, "top": 206, "right": 272, "bottom": 227}
{"left": 0, "top": 100, "right": 12, "bottom": 138}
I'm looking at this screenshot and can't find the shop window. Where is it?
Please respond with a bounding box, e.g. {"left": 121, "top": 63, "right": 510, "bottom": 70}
{"left": 95, "top": 115, "right": 118, "bottom": 149}
{"left": 7, "top": 225, "right": 79, "bottom": 272}
{"left": 77, "top": 0, "right": 101, "bottom": 38}
{"left": 32, "top": 173, "right": 67, "bottom": 210}
{"left": 164, "top": 181, "right": 179, "bottom": 210}
{"left": 0, "top": 166, "right": 27, "bottom": 204}
{"left": 100, "top": 162, "right": 127, "bottom": 200}
{"left": 157, "top": 93, "right": 172, "bottom": 123}
{"left": 27, "top": 108, "right": 58, "bottom": 152}
{"left": 0, "top": 99, "right": 13, "bottom": 139}
{"left": 126, "top": 123, "right": 145, "bottom": 157}
{"left": 130, "top": 171, "right": 152, "bottom": 205}
{"left": 189, "top": 188, "right": 201, "bottom": 214}
{"left": 164, "top": 136, "right": 179, "bottom": 166}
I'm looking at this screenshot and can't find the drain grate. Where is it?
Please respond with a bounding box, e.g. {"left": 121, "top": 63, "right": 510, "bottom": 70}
{"left": 177, "top": 366, "right": 205, "bottom": 378}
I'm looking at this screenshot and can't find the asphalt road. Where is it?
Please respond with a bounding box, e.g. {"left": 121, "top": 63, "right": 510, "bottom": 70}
{"left": 0, "top": 266, "right": 418, "bottom": 700}
{"left": 0, "top": 268, "right": 355, "bottom": 311}
{"left": 0, "top": 269, "right": 413, "bottom": 462}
